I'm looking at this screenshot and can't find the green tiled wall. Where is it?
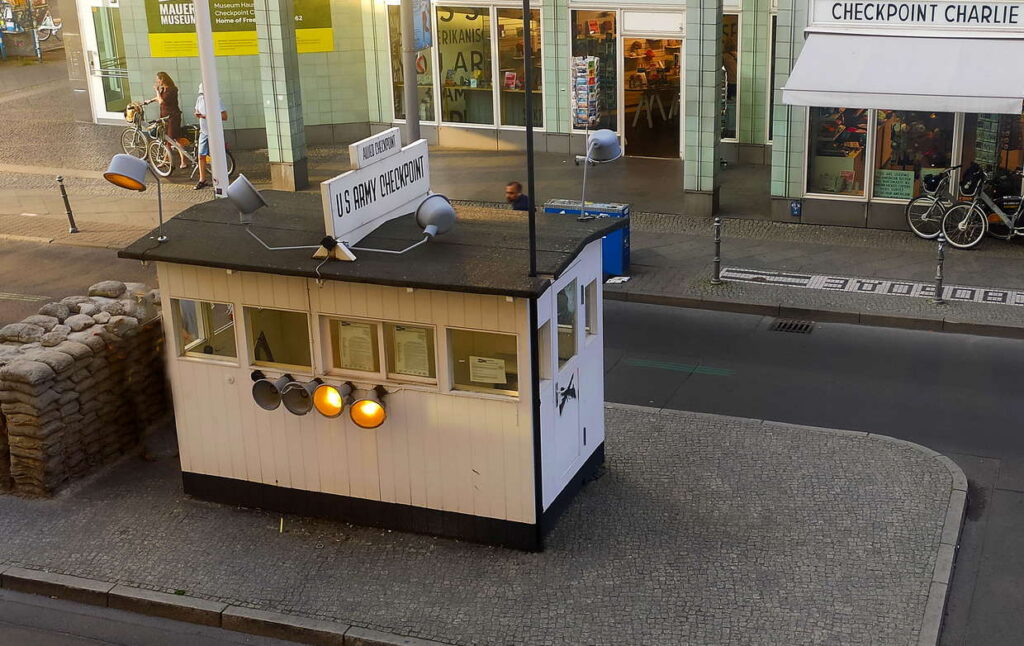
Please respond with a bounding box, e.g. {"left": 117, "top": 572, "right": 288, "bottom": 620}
{"left": 738, "top": 0, "right": 771, "bottom": 145}
{"left": 256, "top": 0, "right": 305, "bottom": 164}
{"left": 770, "top": 0, "right": 807, "bottom": 198}
{"left": 684, "top": 0, "right": 723, "bottom": 193}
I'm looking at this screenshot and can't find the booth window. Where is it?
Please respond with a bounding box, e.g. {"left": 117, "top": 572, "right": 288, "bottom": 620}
{"left": 721, "top": 13, "right": 739, "bottom": 140}
{"left": 244, "top": 307, "right": 311, "bottom": 370}
{"left": 449, "top": 329, "right": 519, "bottom": 396}
{"left": 384, "top": 323, "right": 437, "bottom": 380}
{"left": 387, "top": 5, "right": 436, "bottom": 122}
{"left": 571, "top": 10, "right": 617, "bottom": 131}
{"left": 497, "top": 8, "right": 542, "bottom": 127}
{"left": 171, "top": 299, "right": 236, "bottom": 360}
{"left": 807, "top": 107, "right": 868, "bottom": 196}
{"left": 537, "top": 320, "right": 552, "bottom": 382}
{"left": 584, "top": 280, "right": 598, "bottom": 337}
{"left": 557, "top": 280, "right": 577, "bottom": 367}
{"left": 873, "top": 110, "right": 955, "bottom": 201}
{"left": 962, "top": 113, "right": 1024, "bottom": 197}
{"left": 436, "top": 6, "right": 493, "bottom": 125}
{"left": 328, "top": 318, "right": 381, "bottom": 374}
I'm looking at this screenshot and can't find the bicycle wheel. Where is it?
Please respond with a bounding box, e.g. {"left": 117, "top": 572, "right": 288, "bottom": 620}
{"left": 942, "top": 204, "right": 987, "bottom": 249}
{"left": 147, "top": 141, "right": 174, "bottom": 178}
{"left": 905, "top": 195, "right": 948, "bottom": 239}
{"left": 36, "top": 26, "right": 50, "bottom": 42}
{"left": 226, "top": 150, "right": 236, "bottom": 177}
{"left": 120, "top": 128, "right": 147, "bottom": 158}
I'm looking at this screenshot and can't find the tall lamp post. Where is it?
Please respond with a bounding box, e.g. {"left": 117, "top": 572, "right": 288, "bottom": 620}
{"left": 523, "top": 0, "right": 537, "bottom": 277}
{"left": 103, "top": 154, "right": 167, "bottom": 243}
{"left": 192, "top": 0, "right": 229, "bottom": 198}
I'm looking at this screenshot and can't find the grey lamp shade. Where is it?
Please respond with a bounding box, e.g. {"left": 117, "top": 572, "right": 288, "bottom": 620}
{"left": 104, "top": 154, "right": 149, "bottom": 191}
{"left": 415, "top": 194, "right": 456, "bottom": 238}
{"left": 587, "top": 129, "right": 622, "bottom": 163}
{"left": 226, "top": 174, "right": 268, "bottom": 216}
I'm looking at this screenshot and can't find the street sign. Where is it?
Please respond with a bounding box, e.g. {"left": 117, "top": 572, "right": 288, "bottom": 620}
{"left": 349, "top": 127, "right": 402, "bottom": 170}
{"left": 413, "top": 0, "right": 432, "bottom": 50}
{"left": 321, "top": 138, "right": 430, "bottom": 245}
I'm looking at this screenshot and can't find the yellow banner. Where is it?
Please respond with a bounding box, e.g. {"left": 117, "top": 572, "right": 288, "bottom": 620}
{"left": 149, "top": 33, "right": 198, "bottom": 58}
{"left": 213, "top": 31, "right": 258, "bottom": 56}
{"left": 150, "top": 29, "right": 332, "bottom": 57}
{"left": 297, "top": 27, "right": 334, "bottom": 54}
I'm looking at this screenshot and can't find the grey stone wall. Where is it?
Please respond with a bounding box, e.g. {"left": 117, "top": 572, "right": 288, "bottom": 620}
{"left": 0, "top": 281, "right": 168, "bottom": 497}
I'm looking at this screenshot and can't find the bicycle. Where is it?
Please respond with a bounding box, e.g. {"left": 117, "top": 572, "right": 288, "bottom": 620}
{"left": 146, "top": 116, "right": 236, "bottom": 181}
{"left": 33, "top": 4, "right": 60, "bottom": 42}
{"left": 120, "top": 100, "right": 156, "bottom": 158}
{"left": 941, "top": 164, "right": 1024, "bottom": 249}
{"left": 905, "top": 165, "right": 960, "bottom": 240}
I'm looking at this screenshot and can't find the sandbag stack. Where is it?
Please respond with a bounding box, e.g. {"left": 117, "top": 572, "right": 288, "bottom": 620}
{"left": 0, "top": 281, "right": 168, "bottom": 497}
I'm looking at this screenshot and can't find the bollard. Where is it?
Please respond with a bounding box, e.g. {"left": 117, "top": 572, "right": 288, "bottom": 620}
{"left": 933, "top": 231, "right": 946, "bottom": 305}
{"left": 56, "top": 176, "right": 79, "bottom": 234}
{"left": 710, "top": 216, "right": 723, "bottom": 285}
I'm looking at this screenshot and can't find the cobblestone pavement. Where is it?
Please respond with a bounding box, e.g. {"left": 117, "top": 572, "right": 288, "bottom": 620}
{"left": 0, "top": 406, "right": 956, "bottom": 646}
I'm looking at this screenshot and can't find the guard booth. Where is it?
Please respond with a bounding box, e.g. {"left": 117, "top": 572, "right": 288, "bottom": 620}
{"left": 118, "top": 131, "right": 626, "bottom": 551}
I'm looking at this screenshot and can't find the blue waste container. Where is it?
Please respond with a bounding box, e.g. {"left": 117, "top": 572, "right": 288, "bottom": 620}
{"left": 543, "top": 199, "right": 630, "bottom": 276}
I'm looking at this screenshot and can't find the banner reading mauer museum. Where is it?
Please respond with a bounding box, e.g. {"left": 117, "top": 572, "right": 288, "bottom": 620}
{"left": 145, "top": 0, "right": 333, "bottom": 57}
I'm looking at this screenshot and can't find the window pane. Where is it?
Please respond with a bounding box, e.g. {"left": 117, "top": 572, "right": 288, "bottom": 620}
{"left": 437, "top": 6, "right": 493, "bottom": 124}
{"left": 721, "top": 14, "right": 738, "bottom": 140}
{"left": 384, "top": 323, "right": 436, "bottom": 379}
{"left": 557, "top": 280, "right": 577, "bottom": 367}
{"left": 963, "top": 113, "right": 1024, "bottom": 197}
{"left": 571, "top": 10, "right": 617, "bottom": 131}
{"left": 584, "top": 280, "right": 598, "bottom": 336}
{"left": 449, "top": 329, "right": 519, "bottom": 395}
{"left": 807, "top": 107, "right": 867, "bottom": 196}
{"left": 873, "top": 110, "right": 955, "bottom": 200}
{"left": 172, "top": 299, "right": 236, "bottom": 359}
{"left": 329, "top": 319, "right": 380, "bottom": 373}
{"left": 245, "top": 307, "right": 311, "bottom": 369}
{"left": 387, "top": 5, "right": 435, "bottom": 122}
{"left": 497, "top": 8, "right": 542, "bottom": 127}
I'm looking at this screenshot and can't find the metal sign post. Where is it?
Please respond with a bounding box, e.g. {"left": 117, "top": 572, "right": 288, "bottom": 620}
{"left": 193, "top": 0, "right": 229, "bottom": 198}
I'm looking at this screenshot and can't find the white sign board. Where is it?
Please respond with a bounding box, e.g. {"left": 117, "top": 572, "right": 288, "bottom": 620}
{"left": 321, "top": 138, "right": 430, "bottom": 245}
{"left": 349, "top": 127, "right": 402, "bottom": 170}
{"left": 813, "top": 0, "right": 1024, "bottom": 32}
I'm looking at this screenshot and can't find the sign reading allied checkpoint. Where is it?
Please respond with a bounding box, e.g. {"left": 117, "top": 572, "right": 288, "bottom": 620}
{"left": 321, "top": 131, "right": 431, "bottom": 245}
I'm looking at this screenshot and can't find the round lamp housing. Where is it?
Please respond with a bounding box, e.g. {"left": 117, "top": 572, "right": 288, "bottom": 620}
{"left": 282, "top": 378, "right": 323, "bottom": 416}
{"left": 350, "top": 386, "right": 387, "bottom": 429}
{"left": 251, "top": 373, "right": 293, "bottom": 411}
{"left": 587, "top": 129, "right": 622, "bottom": 163}
{"left": 226, "top": 174, "right": 268, "bottom": 222}
{"left": 104, "top": 154, "right": 149, "bottom": 191}
{"left": 313, "top": 382, "right": 353, "bottom": 419}
{"left": 415, "top": 194, "right": 456, "bottom": 238}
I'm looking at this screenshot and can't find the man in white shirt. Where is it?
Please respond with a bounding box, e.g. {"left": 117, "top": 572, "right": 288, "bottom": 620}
{"left": 193, "top": 83, "right": 228, "bottom": 190}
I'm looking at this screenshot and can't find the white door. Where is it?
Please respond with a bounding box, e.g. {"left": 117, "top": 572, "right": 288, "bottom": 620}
{"left": 79, "top": 0, "right": 131, "bottom": 121}
{"left": 553, "top": 277, "right": 582, "bottom": 477}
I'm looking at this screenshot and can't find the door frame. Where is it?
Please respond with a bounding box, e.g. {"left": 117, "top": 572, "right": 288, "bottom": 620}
{"left": 618, "top": 34, "right": 684, "bottom": 160}
{"left": 78, "top": 0, "right": 130, "bottom": 123}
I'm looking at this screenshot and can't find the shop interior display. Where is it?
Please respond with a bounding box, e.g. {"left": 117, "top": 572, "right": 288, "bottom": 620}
{"left": 808, "top": 107, "right": 868, "bottom": 195}
{"left": 874, "top": 110, "right": 954, "bottom": 200}
{"left": 497, "top": 9, "right": 542, "bottom": 127}
{"left": 571, "top": 11, "right": 617, "bottom": 131}
{"left": 623, "top": 38, "right": 681, "bottom": 158}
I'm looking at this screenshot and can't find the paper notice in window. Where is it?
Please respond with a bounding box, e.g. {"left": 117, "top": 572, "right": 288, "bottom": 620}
{"left": 469, "top": 356, "right": 507, "bottom": 385}
{"left": 338, "top": 321, "right": 375, "bottom": 372}
{"left": 394, "top": 326, "right": 431, "bottom": 377}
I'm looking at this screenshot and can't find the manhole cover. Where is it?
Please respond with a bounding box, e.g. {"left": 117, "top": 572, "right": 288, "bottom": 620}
{"left": 769, "top": 319, "right": 815, "bottom": 334}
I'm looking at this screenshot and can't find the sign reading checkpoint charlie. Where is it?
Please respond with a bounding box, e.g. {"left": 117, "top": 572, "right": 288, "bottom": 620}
{"left": 144, "top": 0, "right": 334, "bottom": 57}
{"left": 814, "top": 0, "right": 1024, "bottom": 29}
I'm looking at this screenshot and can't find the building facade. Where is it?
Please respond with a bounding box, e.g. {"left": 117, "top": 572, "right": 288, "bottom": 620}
{"left": 63, "top": 0, "right": 1024, "bottom": 225}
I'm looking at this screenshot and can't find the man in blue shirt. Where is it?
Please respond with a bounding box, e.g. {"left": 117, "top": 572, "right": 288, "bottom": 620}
{"left": 505, "top": 181, "right": 529, "bottom": 211}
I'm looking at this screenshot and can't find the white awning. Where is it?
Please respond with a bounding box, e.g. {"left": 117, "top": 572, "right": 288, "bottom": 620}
{"left": 783, "top": 33, "right": 1024, "bottom": 114}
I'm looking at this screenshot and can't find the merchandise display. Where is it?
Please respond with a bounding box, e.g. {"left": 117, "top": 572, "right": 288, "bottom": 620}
{"left": 571, "top": 10, "right": 617, "bottom": 131}
{"left": 873, "top": 110, "right": 954, "bottom": 200}
{"left": 808, "top": 107, "right": 868, "bottom": 196}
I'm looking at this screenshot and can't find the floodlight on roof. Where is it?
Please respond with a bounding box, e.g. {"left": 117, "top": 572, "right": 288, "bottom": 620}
{"left": 104, "top": 153, "right": 167, "bottom": 243}
{"left": 226, "top": 174, "right": 268, "bottom": 224}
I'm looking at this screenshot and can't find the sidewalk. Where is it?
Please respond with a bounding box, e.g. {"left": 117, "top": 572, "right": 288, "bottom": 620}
{"left": 0, "top": 405, "right": 964, "bottom": 646}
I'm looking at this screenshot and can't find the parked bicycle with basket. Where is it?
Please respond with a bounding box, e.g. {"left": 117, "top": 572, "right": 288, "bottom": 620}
{"left": 120, "top": 100, "right": 157, "bottom": 158}
{"left": 941, "top": 163, "right": 1024, "bottom": 249}
{"left": 905, "top": 165, "right": 960, "bottom": 240}
{"left": 146, "top": 116, "right": 236, "bottom": 183}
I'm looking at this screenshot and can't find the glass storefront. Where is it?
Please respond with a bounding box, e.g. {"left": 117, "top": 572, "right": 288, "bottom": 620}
{"left": 436, "top": 6, "right": 493, "bottom": 124}
{"left": 873, "top": 110, "right": 954, "bottom": 200}
{"left": 497, "top": 8, "right": 542, "bottom": 127}
{"left": 963, "top": 113, "right": 1024, "bottom": 196}
{"left": 722, "top": 14, "right": 739, "bottom": 140}
{"left": 623, "top": 37, "right": 681, "bottom": 158}
{"left": 807, "top": 107, "right": 868, "bottom": 196}
{"left": 571, "top": 10, "right": 617, "bottom": 131}
{"left": 388, "top": 5, "right": 436, "bottom": 122}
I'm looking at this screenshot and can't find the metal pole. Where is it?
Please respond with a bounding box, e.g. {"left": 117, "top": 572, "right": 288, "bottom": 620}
{"left": 55, "top": 176, "right": 78, "bottom": 233}
{"left": 26, "top": 0, "right": 40, "bottom": 62}
{"left": 933, "top": 231, "right": 945, "bottom": 304}
{"left": 711, "top": 216, "right": 723, "bottom": 285}
{"left": 400, "top": 0, "right": 420, "bottom": 142}
{"left": 193, "top": 0, "right": 228, "bottom": 198}
{"left": 523, "top": 0, "right": 537, "bottom": 277}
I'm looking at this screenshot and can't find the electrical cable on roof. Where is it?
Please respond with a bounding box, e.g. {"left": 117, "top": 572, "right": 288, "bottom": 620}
{"left": 246, "top": 226, "right": 321, "bottom": 251}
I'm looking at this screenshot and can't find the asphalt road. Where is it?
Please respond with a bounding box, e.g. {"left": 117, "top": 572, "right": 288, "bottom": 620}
{"left": 604, "top": 299, "right": 1024, "bottom": 646}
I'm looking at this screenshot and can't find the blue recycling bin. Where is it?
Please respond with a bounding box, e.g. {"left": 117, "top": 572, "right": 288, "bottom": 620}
{"left": 543, "top": 199, "right": 630, "bottom": 276}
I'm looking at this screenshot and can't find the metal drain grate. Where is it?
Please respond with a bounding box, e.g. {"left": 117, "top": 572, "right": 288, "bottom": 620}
{"left": 769, "top": 319, "right": 815, "bottom": 334}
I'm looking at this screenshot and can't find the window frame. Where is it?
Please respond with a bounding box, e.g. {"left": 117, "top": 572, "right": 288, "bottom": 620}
{"left": 170, "top": 297, "right": 239, "bottom": 365}
{"left": 384, "top": 2, "right": 439, "bottom": 125}
{"left": 383, "top": 320, "right": 440, "bottom": 384}
{"left": 243, "top": 304, "right": 314, "bottom": 374}
{"left": 556, "top": 278, "right": 579, "bottom": 369}
{"left": 869, "top": 109, "right": 960, "bottom": 204}
{"left": 446, "top": 326, "right": 521, "bottom": 398}
{"left": 320, "top": 315, "right": 386, "bottom": 380}
{"left": 720, "top": 11, "right": 741, "bottom": 143}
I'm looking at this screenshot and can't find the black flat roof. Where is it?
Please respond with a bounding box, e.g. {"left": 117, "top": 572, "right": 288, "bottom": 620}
{"left": 118, "top": 191, "right": 627, "bottom": 298}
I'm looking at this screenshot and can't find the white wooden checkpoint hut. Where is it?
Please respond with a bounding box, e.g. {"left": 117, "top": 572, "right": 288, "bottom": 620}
{"left": 118, "top": 131, "right": 626, "bottom": 550}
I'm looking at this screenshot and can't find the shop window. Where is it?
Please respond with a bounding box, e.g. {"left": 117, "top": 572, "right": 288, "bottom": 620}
{"left": 557, "top": 280, "right": 577, "bottom": 367}
{"left": 171, "top": 299, "right": 236, "bottom": 360}
{"left": 962, "top": 113, "right": 1024, "bottom": 197}
{"left": 245, "top": 307, "right": 311, "bottom": 370}
{"left": 436, "top": 6, "right": 493, "bottom": 125}
{"left": 807, "top": 107, "right": 868, "bottom": 196}
{"left": 497, "top": 8, "right": 542, "bottom": 128}
{"left": 384, "top": 323, "right": 437, "bottom": 380}
{"left": 721, "top": 14, "right": 739, "bottom": 140}
{"left": 449, "top": 329, "right": 519, "bottom": 396}
{"left": 873, "top": 110, "right": 955, "bottom": 201}
{"left": 387, "top": 5, "right": 436, "bottom": 122}
{"left": 584, "top": 280, "right": 598, "bottom": 337}
{"left": 571, "top": 10, "right": 617, "bottom": 131}
{"left": 327, "top": 318, "right": 380, "bottom": 374}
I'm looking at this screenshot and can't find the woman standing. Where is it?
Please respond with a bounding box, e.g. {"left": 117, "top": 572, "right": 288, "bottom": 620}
{"left": 150, "top": 72, "right": 187, "bottom": 169}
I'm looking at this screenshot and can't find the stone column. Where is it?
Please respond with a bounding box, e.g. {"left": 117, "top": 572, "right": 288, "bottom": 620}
{"left": 738, "top": 0, "right": 773, "bottom": 164}
{"left": 684, "top": 0, "right": 724, "bottom": 216}
{"left": 255, "top": 0, "right": 309, "bottom": 191}
{"left": 769, "top": 0, "right": 808, "bottom": 220}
